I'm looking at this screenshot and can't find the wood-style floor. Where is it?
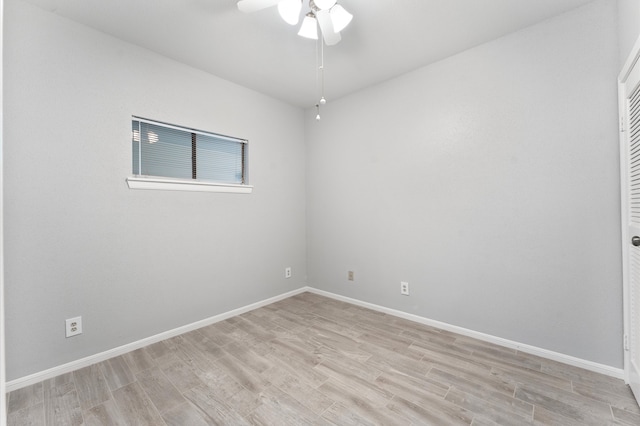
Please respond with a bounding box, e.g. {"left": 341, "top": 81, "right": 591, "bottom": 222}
{"left": 6, "top": 292, "right": 640, "bottom": 425}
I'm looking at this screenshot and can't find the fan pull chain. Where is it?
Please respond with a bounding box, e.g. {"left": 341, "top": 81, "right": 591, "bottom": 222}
{"left": 319, "top": 36, "right": 326, "bottom": 105}
{"left": 315, "top": 35, "right": 320, "bottom": 120}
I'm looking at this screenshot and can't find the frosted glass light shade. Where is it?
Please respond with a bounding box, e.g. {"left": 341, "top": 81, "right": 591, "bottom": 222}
{"left": 298, "top": 13, "right": 318, "bottom": 39}
{"left": 314, "top": 0, "right": 337, "bottom": 10}
{"left": 330, "top": 4, "right": 352, "bottom": 32}
{"left": 278, "top": 0, "right": 302, "bottom": 25}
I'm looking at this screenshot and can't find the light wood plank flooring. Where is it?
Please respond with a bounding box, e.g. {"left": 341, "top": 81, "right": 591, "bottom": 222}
{"left": 6, "top": 292, "right": 640, "bottom": 425}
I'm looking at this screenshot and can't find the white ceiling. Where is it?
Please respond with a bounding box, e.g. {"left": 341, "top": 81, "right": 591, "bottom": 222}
{"left": 23, "top": 0, "right": 597, "bottom": 108}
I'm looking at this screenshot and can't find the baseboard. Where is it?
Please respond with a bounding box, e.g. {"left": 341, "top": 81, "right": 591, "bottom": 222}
{"left": 6, "top": 285, "right": 624, "bottom": 392}
{"left": 306, "top": 287, "right": 625, "bottom": 380}
{"left": 6, "top": 287, "right": 307, "bottom": 392}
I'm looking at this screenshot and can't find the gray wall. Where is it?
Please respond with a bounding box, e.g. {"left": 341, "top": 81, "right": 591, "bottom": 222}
{"left": 3, "top": 0, "right": 627, "bottom": 382}
{"left": 1, "top": 0, "right": 6, "bottom": 417}
{"left": 306, "top": 0, "right": 623, "bottom": 367}
{"left": 4, "top": 0, "right": 306, "bottom": 380}
{"left": 618, "top": 0, "right": 640, "bottom": 67}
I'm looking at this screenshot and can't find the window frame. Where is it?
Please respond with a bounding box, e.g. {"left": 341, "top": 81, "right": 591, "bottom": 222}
{"left": 126, "top": 117, "right": 253, "bottom": 194}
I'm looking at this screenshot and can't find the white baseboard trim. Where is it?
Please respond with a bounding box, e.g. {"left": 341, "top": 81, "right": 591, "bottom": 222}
{"left": 7, "top": 285, "right": 624, "bottom": 392}
{"left": 306, "top": 287, "right": 625, "bottom": 380}
{"left": 6, "top": 287, "right": 307, "bottom": 392}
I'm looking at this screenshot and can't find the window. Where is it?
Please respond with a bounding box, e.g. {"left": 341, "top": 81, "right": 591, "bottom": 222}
{"left": 127, "top": 117, "right": 252, "bottom": 193}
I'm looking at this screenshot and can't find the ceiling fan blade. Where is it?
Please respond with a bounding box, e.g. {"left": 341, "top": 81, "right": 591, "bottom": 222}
{"left": 237, "top": 0, "right": 280, "bottom": 13}
{"left": 316, "top": 9, "right": 341, "bottom": 45}
{"left": 278, "top": 0, "right": 302, "bottom": 25}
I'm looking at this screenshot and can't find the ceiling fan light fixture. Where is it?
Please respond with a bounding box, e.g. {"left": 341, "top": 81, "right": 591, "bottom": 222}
{"left": 329, "top": 4, "right": 352, "bottom": 33}
{"left": 316, "top": 9, "right": 341, "bottom": 45}
{"left": 313, "top": 0, "right": 337, "bottom": 10}
{"left": 298, "top": 12, "right": 318, "bottom": 39}
{"left": 277, "top": 0, "right": 302, "bottom": 25}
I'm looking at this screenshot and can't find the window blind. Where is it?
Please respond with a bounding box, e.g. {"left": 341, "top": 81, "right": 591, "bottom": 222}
{"left": 132, "top": 118, "right": 247, "bottom": 185}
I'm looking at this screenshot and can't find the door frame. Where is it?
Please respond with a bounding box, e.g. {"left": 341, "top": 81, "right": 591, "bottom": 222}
{"left": 619, "top": 34, "right": 640, "bottom": 393}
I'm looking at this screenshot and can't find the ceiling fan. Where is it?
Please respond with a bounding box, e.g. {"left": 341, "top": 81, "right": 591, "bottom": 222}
{"left": 237, "top": 0, "right": 353, "bottom": 46}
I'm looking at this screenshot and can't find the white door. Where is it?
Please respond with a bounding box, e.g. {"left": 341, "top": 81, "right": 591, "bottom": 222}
{"left": 620, "top": 40, "right": 640, "bottom": 406}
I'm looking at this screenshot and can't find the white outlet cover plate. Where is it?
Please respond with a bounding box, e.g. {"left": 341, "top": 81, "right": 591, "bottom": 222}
{"left": 66, "top": 316, "right": 83, "bottom": 337}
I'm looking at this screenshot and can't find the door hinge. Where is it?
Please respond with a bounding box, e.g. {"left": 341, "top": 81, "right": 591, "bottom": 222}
{"left": 621, "top": 116, "right": 626, "bottom": 133}
{"left": 624, "top": 334, "right": 630, "bottom": 351}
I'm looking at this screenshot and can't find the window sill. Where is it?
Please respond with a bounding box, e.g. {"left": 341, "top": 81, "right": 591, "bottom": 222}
{"left": 126, "top": 176, "right": 253, "bottom": 194}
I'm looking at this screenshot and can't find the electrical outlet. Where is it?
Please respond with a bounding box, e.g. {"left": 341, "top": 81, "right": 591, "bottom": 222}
{"left": 348, "top": 271, "right": 354, "bottom": 281}
{"left": 285, "top": 267, "right": 292, "bottom": 278}
{"left": 65, "top": 316, "right": 82, "bottom": 338}
{"left": 400, "top": 282, "right": 409, "bottom": 296}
